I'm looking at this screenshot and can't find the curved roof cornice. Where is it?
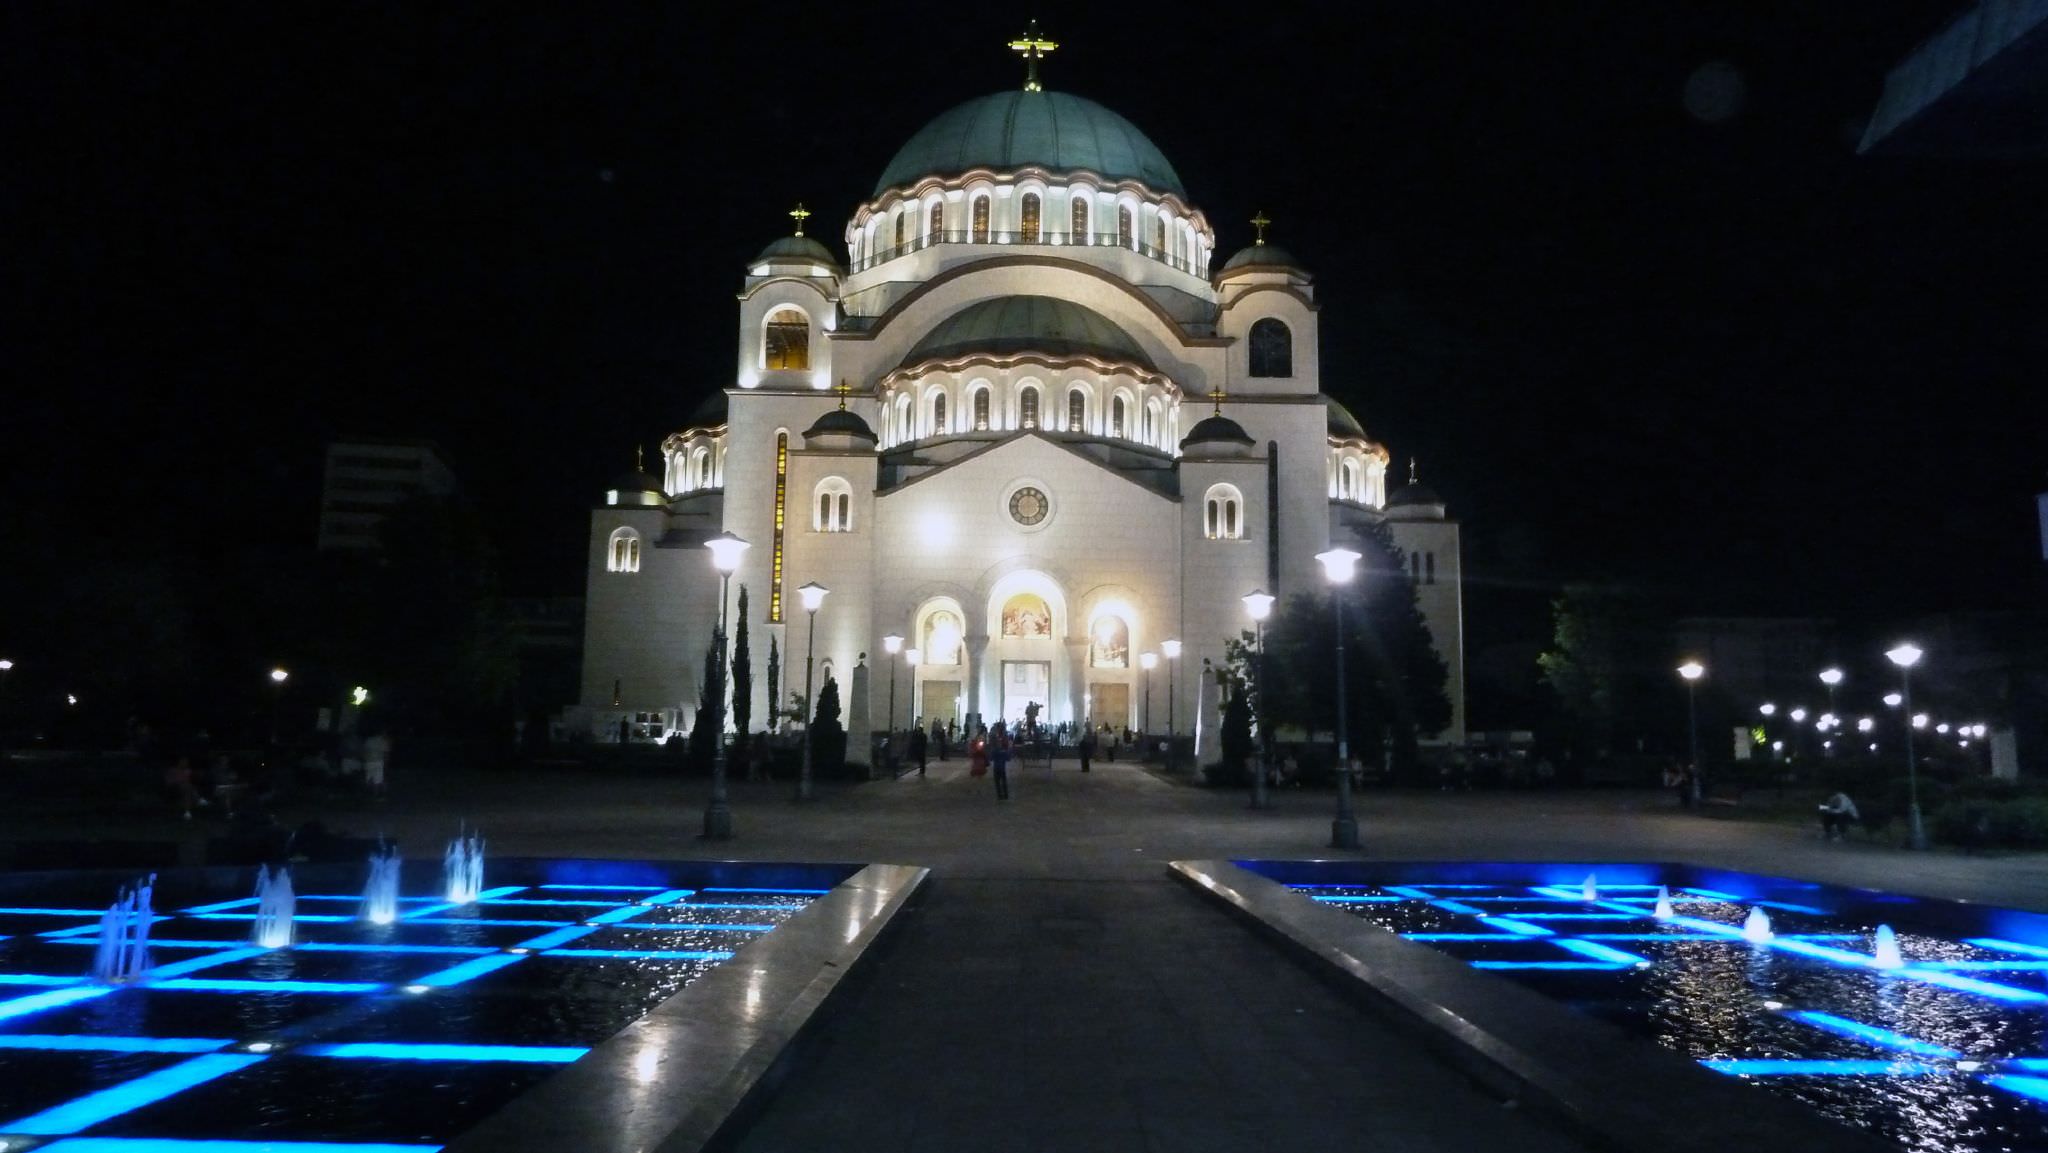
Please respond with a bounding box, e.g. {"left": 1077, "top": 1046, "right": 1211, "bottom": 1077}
{"left": 881, "top": 351, "right": 1174, "bottom": 391}
{"left": 856, "top": 166, "right": 1212, "bottom": 238}
{"left": 736, "top": 275, "right": 843, "bottom": 303}
{"left": 832, "top": 255, "right": 1230, "bottom": 350}
{"left": 1216, "top": 283, "right": 1319, "bottom": 313}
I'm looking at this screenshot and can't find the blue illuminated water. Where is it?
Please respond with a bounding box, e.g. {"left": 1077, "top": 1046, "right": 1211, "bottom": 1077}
{"left": 1255, "top": 861, "right": 2048, "bottom": 1153}
{"left": 0, "top": 860, "right": 845, "bottom": 1149}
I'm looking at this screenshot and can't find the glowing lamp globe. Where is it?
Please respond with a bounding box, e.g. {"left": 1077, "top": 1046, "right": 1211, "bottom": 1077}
{"left": 1314, "top": 547, "right": 1362, "bottom": 585}
{"left": 1886, "top": 643, "right": 1923, "bottom": 670}
{"left": 883, "top": 634, "right": 903, "bottom": 655}
{"left": 797, "top": 582, "right": 829, "bottom": 613}
{"left": 1242, "top": 590, "right": 1275, "bottom": 622}
{"left": 1677, "top": 661, "right": 1705, "bottom": 682}
{"left": 704, "top": 531, "right": 750, "bottom": 573}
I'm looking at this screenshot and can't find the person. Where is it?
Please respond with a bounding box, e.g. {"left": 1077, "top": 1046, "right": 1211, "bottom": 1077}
{"left": 1078, "top": 725, "right": 1095, "bottom": 773}
{"left": 990, "top": 725, "right": 1012, "bottom": 800}
{"left": 1819, "top": 791, "right": 1859, "bottom": 840}
{"left": 931, "top": 719, "right": 947, "bottom": 762}
{"left": 909, "top": 724, "right": 928, "bottom": 777}
{"left": 968, "top": 731, "right": 989, "bottom": 779}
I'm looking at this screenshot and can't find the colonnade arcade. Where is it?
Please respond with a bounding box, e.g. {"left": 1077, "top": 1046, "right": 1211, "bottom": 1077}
{"left": 898, "top": 572, "right": 1162, "bottom": 734}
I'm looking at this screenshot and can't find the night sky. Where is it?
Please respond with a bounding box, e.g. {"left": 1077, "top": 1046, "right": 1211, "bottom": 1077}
{"left": 9, "top": 4, "right": 2046, "bottom": 648}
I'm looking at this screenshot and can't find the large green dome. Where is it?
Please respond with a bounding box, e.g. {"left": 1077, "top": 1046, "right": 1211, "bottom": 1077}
{"left": 875, "top": 91, "right": 1185, "bottom": 198}
{"left": 902, "top": 296, "right": 1154, "bottom": 370}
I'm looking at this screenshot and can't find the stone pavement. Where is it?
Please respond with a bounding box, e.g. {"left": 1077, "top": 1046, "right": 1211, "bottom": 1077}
{"left": 11, "top": 757, "right": 2047, "bottom": 1151}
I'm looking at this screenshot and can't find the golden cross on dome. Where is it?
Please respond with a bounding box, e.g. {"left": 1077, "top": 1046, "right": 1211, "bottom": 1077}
{"left": 1209, "top": 386, "right": 1226, "bottom": 416}
{"left": 635, "top": 444, "right": 645, "bottom": 472}
{"left": 836, "top": 379, "right": 851, "bottom": 411}
{"left": 789, "top": 203, "right": 812, "bottom": 237}
{"left": 1008, "top": 20, "right": 1057, "bottom": 92}
{"left": 1409, "top": 457, "right": 1419, "bottom": 485}
{"left": 1250, "top": 210, "right": 1271, "bottom": 245}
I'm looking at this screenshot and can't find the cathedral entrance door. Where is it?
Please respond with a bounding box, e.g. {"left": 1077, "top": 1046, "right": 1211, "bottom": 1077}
{"left": 922, "top": 680, "right": 961, "bottom": 729}
{"left": 1090, "top": 682, "right": 1129, "bottom": 733}
{"left": 1001, "top": 661, "right": 1050, "bottom": 728}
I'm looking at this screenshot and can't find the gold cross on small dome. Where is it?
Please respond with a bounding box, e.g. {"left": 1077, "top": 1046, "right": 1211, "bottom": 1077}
{"left": 789, "top": 203, "right": 812, "bottom": 237}
{"left": 1250, "top": 210, "right": 1271, "bottom": 245}
{"left": 836, "top": 379, "right": 852, "bottom": 410}
{"left": 1209, "top": 387, "right": 1226, "bottom": 416}
{"left": 1008, "top": 20, "right": 1058, "bottom": 92}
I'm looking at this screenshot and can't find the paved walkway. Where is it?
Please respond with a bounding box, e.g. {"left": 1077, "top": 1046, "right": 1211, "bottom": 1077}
{"left": 10, "top": 756, "right": 2047, "bottom": 1151}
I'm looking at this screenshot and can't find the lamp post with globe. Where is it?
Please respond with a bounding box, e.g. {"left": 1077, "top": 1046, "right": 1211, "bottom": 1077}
{"left": 702, "top": 531, "right": 749, "bottom": 839}
{"left": 1242, "top": 590, "right": 1276, "bottom": 810}
{"left": 1819, "top": 668, "right": 1844, "bottom": 757}
{"left": 1677, "top": 661, "right": 1705, "bottom": 807}
{"left": 1886, "top": 642, "right": 1928, "bottom": 850}
{"left": 796, "top": 581, "right": 829, "bottom": 802}
{"left": 1139, "top": 652, "right": 1157, "bottom": 747}
{"left": 882, "top": 633, "right": 903, "bottom": 771}
{"left": 1162, "top": 639, "right": 1182, "bottom": 773}
{"left": 1315, "top": 547, "right": 1363, "bottom": 850}
{"left": 1759, "top": 702, "right": 1777, "bottom": 761}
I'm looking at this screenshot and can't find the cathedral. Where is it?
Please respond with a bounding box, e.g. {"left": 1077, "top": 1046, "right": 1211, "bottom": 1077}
{"left": 573, "top": 33, "right": 1465, "bottom": 764}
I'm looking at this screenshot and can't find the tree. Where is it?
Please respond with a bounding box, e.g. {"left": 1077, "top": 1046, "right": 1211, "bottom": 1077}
{"left": 686, "top": 639, "right": 719, "bottom": 774}
{"left": 1218, "top": 660, "right": 1255, "bottom": 783}
{"left": 731, "top": 585, "right": 752, "bottom": 761}
{"left": 1537, "top": 585, "right": 1670, "bottom": 765}
{"left": 809, "top": 673, "right": 845, "bottom": 778}
{"left": 766, "top": 634, "right": 780, "bottom": 733}
{"left": 1255, "top": 522, "right": 1451, "bottom": 783}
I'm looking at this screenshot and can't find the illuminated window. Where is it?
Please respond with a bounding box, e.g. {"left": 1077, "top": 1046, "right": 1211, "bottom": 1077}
{"left": 928, "top": 201, "right": 944, "bottom": 243}
{"left": 1112, "top": 396, "right": 1127, "bottom": 438}
{"left": 608, "top": 527, "right": 641, "bottom": 573}
{"left": 764, "top": 308, "right": 809, "bottom": 370}
{"left": 1089, "top": 617, "right": 1129, "bottom": 668}
{"left": 1150, "top": 213, "right": 1164, "bottom": 252}
{"left": 923, "top": 611, "right": 963, "bottom": 665}
{"left": 1204, "top": 484, "right": 1244, "bottom": 540}
{"left": 1249, "top": 318, "right": 1292, "bottom": 378}
{"left": 1340, "top": 458, "right": 1360, "bottom": 501}
{"left": 1020, "top": 385, "right": 1040, "bottom": 429}
{"left": 894, "top": 211, "right": 907, "bottom": 250}
{"left": 894, "top": 394, "right": 911, "bottom": 444}
{"left": 973, "top": 387, "right": 991, "bottom": 430}
{"left": 1001, "top": 594, "right": 1053, "bottom": 638}
{"left": 931, "top": 393, "right": 947, "bottom": 434}
{"left": 815, "top": 477, "right": 853, "bottom": 532}
{"left": 1071, "top": 197, "right": 1089, "bottom": 243}
{"left": 1021, "top": 193, "right": 1041, "bottom": 242}
{"left": 1117, "top": 204, "right": 1133, "bottom": 248}
{"left": 692, "top": 448, "right": 713, "bottom": 489}
{"left": 972, "top": 195, "right": 990, "bottom": 242}
{"left": 1067, "top": 388, "right": 1085, "bottom": 432}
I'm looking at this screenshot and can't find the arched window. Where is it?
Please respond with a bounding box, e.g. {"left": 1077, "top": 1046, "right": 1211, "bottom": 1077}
{"left": 1089, "top": 616, "right": 1129, "bottom": 668}
{"left": 971, "top": 195, "right": 990, "bottom": 242}
{"left": 764, "top": 307, "right": 809, "bottom": 371}
{"left": 1071, "top": 197, "right": 1090, "bottom": 243}
{"left": 1020, "top": 193, "right": 1041, "bottom": 243}
{"left": 1248, "top": 318, "right": 1293, "bottom": 378}
{"left": 1143, "top": 399, "right": 1160, "bottom": 445}
{"left": 1340, "top": 458, "right": 1361, "bottom": 501}
{"left": 894, "top": 395, "right": 911, "bottom": 443}
{"left": 1117, "top": 204, "right": 1134, "bottom": 248}
{"left": 1111, "top": 396, "right": 1127, "bottom": 438}
{"left": 694, "top": 448, "right": 713, "bottom": 489}
{"left": 1150, "top": 212, "right": 1165, "bottom": 253}
{"left": 814, "top": 477, "right": 853, "bottom": 532}
{"left": 1067, "top": 388, "right": 1085, "bottom": 432}
{"left": 928, "top": 200, "right": 944, "bottom": 243}
{"left": 608, "top": 527, "right": 642, "bottom": 573}
{"left": 931, "top": 393, "right": 947, "bottom": 434}
{"left": 1019, "top": 386, "right": 1040, "bottom": 429}
{"left": 1001, "top": 594, "right": 1052, "bottom": 638}
{"left": 923, "top": 610, "right": 963, "bottom": 665}
{"left": 1204, "top": 484, "right": 1244, "bottom": 540}
{"left": 893, "top": 211, "right": 907, "bottom": 251}
{"left": 972, "top": 387, "right": 991, "bottom": 431}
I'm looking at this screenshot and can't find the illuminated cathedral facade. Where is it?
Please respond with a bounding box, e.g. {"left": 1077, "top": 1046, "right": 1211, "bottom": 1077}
{"left": 573, "top": 37, "right": 1464, "bottom": 763}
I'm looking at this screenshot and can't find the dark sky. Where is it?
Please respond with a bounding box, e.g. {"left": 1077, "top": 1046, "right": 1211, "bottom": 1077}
{"left": 8, "top": 3, "right": 2046, "bottom": 642}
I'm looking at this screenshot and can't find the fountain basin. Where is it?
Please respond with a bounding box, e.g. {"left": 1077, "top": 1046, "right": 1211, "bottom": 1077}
{"left": 0, "top": 857, "right": 924, "bottom": 1151}
{"left": 1172, "top": 859, "right": 2048, "bottom": 1153}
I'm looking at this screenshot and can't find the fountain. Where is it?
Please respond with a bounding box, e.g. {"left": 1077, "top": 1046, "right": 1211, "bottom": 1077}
{"left": 1581, "top": 873, "right": 1598, "bottom": 901}
{"left": 1873, "top": 924, "right": 1904, "bottom": 969}
{"left": 250, "top": 865, "right": 296, "bottom": 949}
{"left": 445, "top": 828, "right": 485, "bottom": 904}
{"left": 362, "top": 843, "right": 402, "bottom": 925}
{"left": 1742, "top": 907, "right": 1774, "bottom": 943}
{"left": 92, "top": 874, "right": 156, "bottom": 982}
{"left": 1653, "top": 885, "right": 1674, "bottom": 920}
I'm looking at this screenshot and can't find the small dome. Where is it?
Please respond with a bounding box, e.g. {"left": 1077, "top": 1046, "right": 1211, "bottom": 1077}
{"left": 803, "top": 409, "right": 878, "bottom": 443}
{"left": 1324, "top": 396, "right": 1368, "bottom": 440}
{"left": 903, "top": 296, "right": 1153, "bottom": 371}
{"left": 1180, "top": 414, "right": 1255, "bottom": 449}
{"left": 753, "top": 235, "right": 841, "bottom": 269}
{"left": 876, "top": 90, "right": 1185, "bottom": 197}
{"left": 683, "top": 390, "right": 729, "bottom": 431}
{"left": 1386, "top": 481, "right": 1444, "bottom": 508}
{"left": 610, "top": 468, "right": 665, "bottom": 496}
{"left": 1220, "top": 242, "right": 1303, "bottom": 274}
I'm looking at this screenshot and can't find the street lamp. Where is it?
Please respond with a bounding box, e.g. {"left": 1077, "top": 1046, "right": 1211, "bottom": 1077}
{"left": 1884, "top": 692, "right": 1903, "bottom": 708}
{"left": 1139, "top": 652, "right": 1158, "bottom": 743}
{"left": 1886, "top": 642, "right": 1928, "bottom": 850}
{"left": 1759, "top": 702, "right": 1778, "bottom": 761}
{"left": 702, "top": 531, "right": 749, "bottom": 839}
{"left": 0, "top": 659, "right": 14, "bottom": 767}
{"left": 905, "top": 648, "right": 921, "bottom": 730}
{"left": 1819, "top": 668, "right": 1844, "bottom": 756}
{"left": 1677, "top": 661, "right": 1705, "bottom": 808}
{"left": 796, "top": 581, "right": 829, "bottom": 801}
{"left": 268, "top": 667, "right": 290, "bottom": 755}
{"left": 1162, "top": 639, "right": 1182, "bottom": 773}
{"left": 882, "top": 633, "right": 903, "bottom": 770}
{"left": 1316, "top": 546, "right": 1363, "bottom": 850}
{"left": 1242, "top": 589, "right": 1276, "bottom": 810}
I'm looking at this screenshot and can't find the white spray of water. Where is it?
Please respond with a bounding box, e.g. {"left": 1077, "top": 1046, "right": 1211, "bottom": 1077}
{"left": 1873, "top": 924, "right": 1904, "bottom": 969}
{"left": 362, "top": 843, "right": 401, "bottom": 925}
{"left": 251, "top": 866, "right": 296, "bottom": 949}
{"left": 1581, "top": 873, "right": 1598, "bottom": 902}
{"left": 1653, "top": 886, "right": 1674, "bottom": 920}
{"left": 1742, "top": 907, "right": 1774, "bottom": 943}
{"left": 93, "top": 874, "right": 156, "bottom": 982}
{"left": 444, "top": 828, "right": 485, "bottom": 904}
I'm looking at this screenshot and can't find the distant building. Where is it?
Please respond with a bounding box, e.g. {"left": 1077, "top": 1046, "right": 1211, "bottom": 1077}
{"left": 317, "top": 439, "right": 459, "bottom": 552}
